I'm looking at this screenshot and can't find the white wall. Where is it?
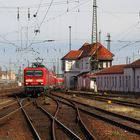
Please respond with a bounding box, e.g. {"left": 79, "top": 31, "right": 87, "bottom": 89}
{"left": 134, "top": 68, "right": 140, "bottom": 92}
{"left": 96, "top": 67, "right": 140, "bottom": 94}
{"left": 64, "top": 72, "right": 79, "bottom": 89}
{"left": 96, "top": 74, "right": 124, "bottom": 92}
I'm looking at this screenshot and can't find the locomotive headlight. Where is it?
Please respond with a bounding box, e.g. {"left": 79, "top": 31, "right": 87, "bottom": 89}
{"left": 40, "top": 83, "right": 43, "bottom": 85}
{"left": 36, "top": 79, "right": 43, "bottom": 82}
{"left": 26, "top": 79, "right": 33, "bottom": 82}
{"left": 26, "top": 82, "right": 29, "bottom": 85}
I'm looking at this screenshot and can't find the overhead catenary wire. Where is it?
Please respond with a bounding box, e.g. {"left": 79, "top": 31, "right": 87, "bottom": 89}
{"left": 112, "top": 40, "right": 140, "bottom": 51}
{"left": 27, "top": 0, "right": 90, "bottom": 49}
{"left": 0, "top": 0, "right": 90, "bottom": 52}
{"left": 34, "top": 0, "right": 44, "bottom": 17}
{"left": 0, "top": 0, "right": 80, "bottom": 10}
{"left": 26, "top": 0, "right": 54, "bottom": 49}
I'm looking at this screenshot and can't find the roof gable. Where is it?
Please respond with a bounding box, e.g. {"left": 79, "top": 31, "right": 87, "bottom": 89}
{"left": 61, "top": 42, "right": 114, "bottom": 61}
{"left": 79, "top": 42, "right": 114, "bottom": 60}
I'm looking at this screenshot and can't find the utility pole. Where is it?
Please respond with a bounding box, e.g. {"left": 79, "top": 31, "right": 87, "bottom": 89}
{"left": 106, "top": 33, "right": 111, "bottom": 51}
{"left": 91, "top": 0, "right": 98, "bottom": 44}
{"left": 57, "top": 57, "right": 59, "bottom": 75}
{"left": 99, "top": 30, "right": 101, "bottom": 43}
{"left": 69, "top": 26, "right": 72, "bottom": 51}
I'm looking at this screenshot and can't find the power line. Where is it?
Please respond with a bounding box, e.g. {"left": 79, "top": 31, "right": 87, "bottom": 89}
{"left": 112, "top": 41, "right": 140, "bottom": 51}
{"left": 34, "top": 0, "right": 44, "bottom": 17}
{"left": 0, "top": 0, "right": 82, "bottom": 10}
{"left": 27, "top": 0, "right": 54, "bottom": 49}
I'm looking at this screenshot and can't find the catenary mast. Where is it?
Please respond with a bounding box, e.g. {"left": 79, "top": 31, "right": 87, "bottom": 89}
{"left": 91, "top": 0, "right": 98, "bottom": 71}
{"left": 91, "top": 0, "right": 98, "bottom": 44}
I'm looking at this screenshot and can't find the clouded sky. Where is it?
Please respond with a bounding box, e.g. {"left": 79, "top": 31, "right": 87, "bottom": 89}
{"left": 0, "top": 0, "right": 140, "bottom": 73}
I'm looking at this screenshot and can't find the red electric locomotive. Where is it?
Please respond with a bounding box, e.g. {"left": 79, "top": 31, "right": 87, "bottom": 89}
{"left": 24, "top": 62, "right": 57, "bottom": 96}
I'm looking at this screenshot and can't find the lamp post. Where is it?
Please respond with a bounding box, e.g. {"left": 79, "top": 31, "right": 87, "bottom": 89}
{"left": 69, "top": 26, "right": 72, "bottom": 51}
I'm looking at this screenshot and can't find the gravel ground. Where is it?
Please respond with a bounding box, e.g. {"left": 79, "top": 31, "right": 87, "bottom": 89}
{"left": 0, "top": 110, "right": 34, "bottom": 140}
{"left": 52, "top": 92, "right": 140, "bottom": 140}
{"left": 1, "top": 94, "right": 139, "bottom": 140}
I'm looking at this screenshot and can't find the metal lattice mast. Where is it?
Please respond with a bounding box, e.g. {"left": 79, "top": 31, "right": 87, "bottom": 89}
{"left": 91, "top": 0, "right": 98, "bottom": 44}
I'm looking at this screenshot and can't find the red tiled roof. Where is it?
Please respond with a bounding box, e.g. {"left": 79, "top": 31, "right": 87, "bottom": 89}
{"left": 79, "top": 43, "right": 91, "bottom": 57}
{"left": 94, "top": 64, "right": 127, "bottom": 75}
{"left": 61, "top": 50, "right": 82, "bottom": 60}
{"left": 79, "top": 42, "right": 114, "bottom": 60}
{"left": 125, "top": 59, "right": 140, "bottom": 68}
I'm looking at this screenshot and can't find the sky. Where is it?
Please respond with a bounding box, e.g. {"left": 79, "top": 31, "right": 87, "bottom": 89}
{"left": 0, "top": 0, "right": 140, "bottom": 73}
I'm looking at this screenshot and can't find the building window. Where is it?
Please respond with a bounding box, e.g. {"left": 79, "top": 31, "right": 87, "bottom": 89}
{"left": 61, "top": 60, "right": 65, "bottom": 70}
{"left": 109, "top": 77, "right": 111, "bottom": 87}
{"left": 129, "top": 76, "right": 131, "bottom": 88}
{"left": 106, "top": 77, "right": 108, "bottom": 88}
{"left": 104, "top": 77, "right": 106, "bottom": 87}
{"left": 81, "top": 59, "right": 83, "bottom": 69}
{"left": 137, "top": 76, "right": 139, "bottom": 88}
{"left": 103, "top": 62, "right": 106, "bottom": 68}
{"left": 115, "top": 76, "right": 117, "bottom": 88}
{"left": 67, "top": 61, "right": 72, "bottom": 70}
{"left": 119, "top": 76, "right": 121, "bottom": 87}
{"left": 122, "top": 76, "right": 124, "bottom": 88}
{"left": 75, "top": 61, "right": 79, "bottom": 68}
{"left": 126, "top": 76, "right": 128, "bottom": 87}
{"left": 112, "top": 77, "right": 114, "bottom": 87}
{"left": 101, "top": 77, "right": 102, "bottom": 88}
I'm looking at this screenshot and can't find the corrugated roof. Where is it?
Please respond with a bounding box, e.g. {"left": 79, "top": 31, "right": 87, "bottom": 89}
{"left": 61, "top": 50, "right": 82, "bottom": 60}
{"left": 94, "top": 64, "right": 127, "bottom": 75}
{"left": 125, "top": 59, "right": 140, "bottom": 68}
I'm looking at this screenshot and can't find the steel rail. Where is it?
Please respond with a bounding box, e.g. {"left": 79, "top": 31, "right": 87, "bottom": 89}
{"left": 0, "top": 100, "right": 31, "bottom": 121}
{"left": 52, "top": 98, "right": 59, "bottom": 140}
{"left": 68, "top": 91, "right": 140, "bottom": 108}
{"left": 0, "top": 101, "right": 17, "bottom": 110}
{"left": 16, "top": 97, "right": 41, "bottom": 140}
{"left": 51, "top": 93, "right": 140, "bottom": 124}
{"left": 77, "top": 104, "right": 140, "bottom": 136}
{"left": 36, "top": 102, "right": 82, "bottom": 140}
{"left": 91, "top": 96, "right": 140, "bottom": 108}
{"left": 48, "top": 94, "right": 97, "bottom": 140}
{"left": 76, "top": 105, "right": 97, "bottom": 140}
{"left": 51, "top": 93, "right": 140, "bottom": 136}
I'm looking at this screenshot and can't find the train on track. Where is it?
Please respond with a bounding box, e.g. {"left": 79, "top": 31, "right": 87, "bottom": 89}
{"left": 24, "top": 62, "right": 64, "bottom": 96}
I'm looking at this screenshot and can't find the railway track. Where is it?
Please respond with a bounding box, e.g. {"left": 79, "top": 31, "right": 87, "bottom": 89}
{"left": 51, "top": 93, "right": 140, "bottom": 136}
{"left": 66, "top": 91, "right": 140, "bottom": 108}
{"left": 0, "top": 96, "right": 34, "bottom": 140}
{"left": 1, "top": 93, "right": 139, "bottom": 139}
{"left": 0, "top": 96, "right": 31, "bottom": 121}
{"left": 20, "top": 97, "right": 84, "bottom": 140}
{"left": 47, "top": 94, "right": 97, "bottom": 140}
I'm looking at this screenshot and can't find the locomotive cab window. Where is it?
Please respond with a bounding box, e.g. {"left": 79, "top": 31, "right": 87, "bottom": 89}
{"left": 26, "top": 71, "right": 34, "bottom": 76}
{"left": 26, "top": 70, "right": 43, "bottom": 76}
{"left": 35, "top": 70, "right": 43, "bottom": 76}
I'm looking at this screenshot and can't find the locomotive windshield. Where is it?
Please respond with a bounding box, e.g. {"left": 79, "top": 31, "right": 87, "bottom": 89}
{"left": 34, "top": 70, "right": 43, "bottom": 76}
{"left": 26, "top": 70, "right": 43, "bottom": 76}
{"left": 26, "top": 71, "right": 34, "bottom": 76}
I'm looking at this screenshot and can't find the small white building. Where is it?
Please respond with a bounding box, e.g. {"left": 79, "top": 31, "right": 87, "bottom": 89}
{"left": 94, "top": 64, "right": 126, "bottom": 92}
{"left": 0, "top": 70, "right": 16, "bottom": 80}
{"left": 61, "top": 42, "right": 114, "bottom": 90}
{"left": 94, "top": 59, "right": 140, "bottom": 94}
{"left": 61, "top": 50, "right": 82, "bottom": 89}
